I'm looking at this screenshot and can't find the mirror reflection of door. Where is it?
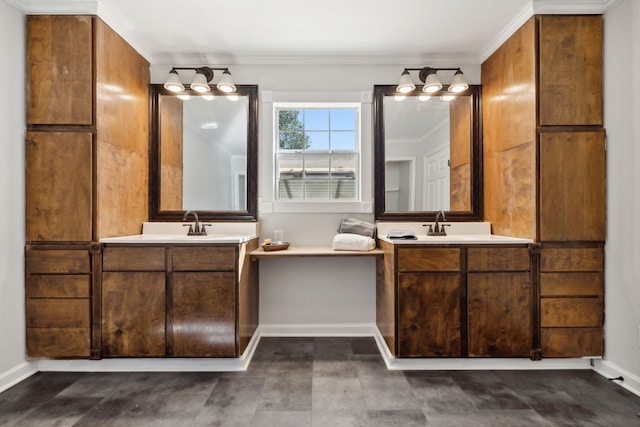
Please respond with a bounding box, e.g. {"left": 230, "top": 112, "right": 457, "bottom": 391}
{"left": 385, "top": 159, "right": 414, "bottom": 211}
{"left": 423, "top": 145, "right": 450, "bottom": 211}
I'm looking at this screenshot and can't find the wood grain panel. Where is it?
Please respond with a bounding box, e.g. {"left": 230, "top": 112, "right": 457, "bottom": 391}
{"left": 467, "top": 247, "right": 530, "bottom": 272}
{"left": 26, "top": 248, "right": 91, "bottom": 274}
{"left": 102, "top": 247, "right": 166, "bottom": 271}
{"left": 541, "top": 297, "right": 603, "bottom": 327}
{"left": 482, "top": 142, "right": 536, "bottom": 239}
{"left": 540, "top": 272, "right": 603, "bottom": 296}
{"left": 376, "top": 239, "right": 396, "bottom": 356}
{"left": 397, "top": 248, "right": 460, "bottom": 272}
{"left": 540, "top": 247, "right": 604, "bottom": 272}
{"left": 27, "top": 275, "right": 90, "bottom": 298}
{"left": 173, "top": 246, "right": 236, "bottom": 271}
{"left": 541, "top": 327, "right": 603, "bottom": 357}
{"left": 26, "top": 132, "right": 93, "bottom": 242}
{"left": 101, "top": 271, "right": 166, "bottom": 357}
{"left": 449, "top": 97, "right": 471, "bottom": 168}
{"left": 171, "top": 272, "right": 236, "bottom": 357}
{"left": 27, "top": 328, "right": 90, "bottom": 358}
{"left": 450, "top": 164, "right": 470, "bottom": 211}
{"left": 94, "top": 18, "right": 150, "bottom": 238}
{"left": 398, "top": 273, "right": 461, "bottom": 357}
{"left": 26, "top": 299, "right": 90, "bottom": 328}
{"left": 539, "top": 132, "right": 605, "bottom": 241}
{"left": 238, "top": 239, "right": 259, "bottom": 355}
{"left": 160, "top": 96, "right": 184, "bottom": 210}
{"left": 481, "top": 17, "right": 536, "bottom": 153}
{"left": 468, "top": 272, "right": 531, "bottom": 357}
{"left": 539, "top": 15, "right": 603, "bottom": 126}
{"left": 26, "top": 15, "right": 93, "bottom": 125}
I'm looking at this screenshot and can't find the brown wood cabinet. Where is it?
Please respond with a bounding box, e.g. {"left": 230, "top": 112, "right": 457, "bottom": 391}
{"left": 377, "top": 241, "right": 533, "bottom": 358}
{"left": 482, "top": 14, "right": 605, "bottom": 357}
{"left": 25, "top": 246, "right": 92, "bottom": 358}
{"left": 101, "top": 242, "right": 258, "bottom": 358}
{"left": 25, "top": 15, "right": 150, "bottom": 358}
{"left": 467, "top": 247, "right": 532, "bottom": 357}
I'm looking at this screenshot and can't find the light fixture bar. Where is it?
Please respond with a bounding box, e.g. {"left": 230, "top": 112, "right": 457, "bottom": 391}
{"left": 163, "top": 66, "right": 237, "bottom": 93}
{"left": 395, "top": 67, "right": 468, "bottom": 94}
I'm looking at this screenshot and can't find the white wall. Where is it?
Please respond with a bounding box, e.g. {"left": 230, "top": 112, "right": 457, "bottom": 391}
{"left": 151, "top": 64, "right": 481, "bottom": 327}
{"left": 0, "top": 0, "right": 32, "bottom": 391}
{"left": 595, "top": 0, "right": 640, "bottom": 393}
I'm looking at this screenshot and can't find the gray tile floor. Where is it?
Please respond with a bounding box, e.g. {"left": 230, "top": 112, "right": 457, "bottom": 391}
{"left": 1, "top": 337, "right": 639, "bottom": 426}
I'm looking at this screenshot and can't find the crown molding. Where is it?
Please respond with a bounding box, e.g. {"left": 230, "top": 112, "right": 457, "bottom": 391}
{"left": 479, "top": 2, "right": 535, "bottom": 63}
{"left": 18, "top": 0, "right": 98, "bottom": 14}
{"left": 532, "top": 0, "right": 624, "bottom": 14}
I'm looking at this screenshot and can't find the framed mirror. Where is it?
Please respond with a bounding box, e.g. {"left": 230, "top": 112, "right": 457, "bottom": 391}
{"left": 373, "top": 85, "right": 482, "bottom": 221}
{"left": 149, "top": 84, "right": 258, "bottom": 221}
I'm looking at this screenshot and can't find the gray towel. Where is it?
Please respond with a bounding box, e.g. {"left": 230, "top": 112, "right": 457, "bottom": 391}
{"left": 337, "top": 216, "right": 376, "bottom": 238}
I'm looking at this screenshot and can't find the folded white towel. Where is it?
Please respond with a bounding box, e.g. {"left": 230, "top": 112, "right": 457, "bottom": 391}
{"left": 332, "top": 233, "right": 376, "bottom": 251}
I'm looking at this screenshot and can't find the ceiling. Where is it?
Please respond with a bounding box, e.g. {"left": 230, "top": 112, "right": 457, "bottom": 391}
{"left": 13, "top": 0, "right": 619, "bottom": 65}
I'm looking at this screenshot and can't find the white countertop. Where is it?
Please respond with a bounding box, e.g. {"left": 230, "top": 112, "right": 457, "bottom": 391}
{"left": 99, "top": 234, "right": 258, "bottom": 244}
{"left": 99, "top": 221, "right": 260, "bottom": 244}
{"left": 376, "top": 221, "right": 533, "bottom": 245}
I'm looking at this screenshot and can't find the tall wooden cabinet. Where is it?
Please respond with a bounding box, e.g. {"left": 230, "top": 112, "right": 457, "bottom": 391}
{"left": 25, "top": 15, "right": 150, "bottom": 358}
{"left": 482, "top": 15, "right": 605, "bottom": 357}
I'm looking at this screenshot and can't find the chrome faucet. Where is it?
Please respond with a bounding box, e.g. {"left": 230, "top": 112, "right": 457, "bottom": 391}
{"left": 425, "top": 210, "right": 450, "bottom": 236}
{"left": 183, "top": 210, "right": 209, "bottom": 236}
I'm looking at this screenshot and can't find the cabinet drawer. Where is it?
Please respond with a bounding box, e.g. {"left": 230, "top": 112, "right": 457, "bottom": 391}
{"left": 173, "top": 246, "right": 236, "bottom": 271}
{"left": 541, "top": 327, "right": 603, "bottom": 357}
{"left": 540, "top": 247, "right": 603, "bottom": 272}
{"left": 397, "top": 248, "right": 460, "bottom": 272}
{"left": 26, "top": 249, "right": 90, "bottom": 274}
{"left": 26, "top": 299, "right": 90, "bottom": 328}
{"left": 102, "top": 247, "right": 166, "bottom": 271}
{"left": 540, "top": 272, "right": 603, "bottom": 296}
{"left": 27, "top": 275, "right": 90, "bottom": 298}
{"left": 540, "top": 297, "right": 603, "bottom": 327}
{"left": 27, "top": 328, "right": 90, "bottom": 358}
{"left": 467, "top": 247, "right": 530, "bottom": 272}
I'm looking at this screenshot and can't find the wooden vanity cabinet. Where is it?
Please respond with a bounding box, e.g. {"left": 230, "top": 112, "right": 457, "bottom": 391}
{"left": 101, "top": 247, "right": 167, "bottom": 357}
{"left": 467, "top": 247, "right": 532, "bottom": 357}
{"left": 397, "top": 247, "right": 462, "bottom": 357}
{"left": 25, "top": 246, "right": 92, "bottom": 358}
{"left": 378, "top": 241, "right": 534, "bottom": 358}
{"left": 100, "top": 241, "right": 258, "bottom": 358}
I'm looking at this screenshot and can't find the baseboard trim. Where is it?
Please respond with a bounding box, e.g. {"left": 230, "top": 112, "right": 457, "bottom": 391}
{"left": 37, "top": 330, "right": 262, "bottom": 373}
{"left": 372, "top": 326, "right": 594, "bottom": 370}
{"left": 259, "top": 322, "right": 377, "bottom": 337}
{"left": 592, "top": 359, "right": 640, "bottom": 397}
{"left": 0, "top": 361, "right": 38, "bottom": 394}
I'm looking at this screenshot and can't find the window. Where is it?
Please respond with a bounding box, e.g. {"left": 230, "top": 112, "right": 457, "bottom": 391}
{"left": 275, "top": 103, "right": 360, "bottom": 202}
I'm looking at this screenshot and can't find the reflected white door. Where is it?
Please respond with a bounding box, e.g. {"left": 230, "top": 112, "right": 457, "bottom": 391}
{"left": 423, "top": 146, "right": 450, "bottom": 211}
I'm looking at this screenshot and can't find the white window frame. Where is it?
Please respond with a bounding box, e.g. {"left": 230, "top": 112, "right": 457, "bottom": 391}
{"left": 262, "top": 91, "right": 373, "bottom": 214}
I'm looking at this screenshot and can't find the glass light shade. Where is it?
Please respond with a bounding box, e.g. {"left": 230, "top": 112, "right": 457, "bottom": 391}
{"left": 396, "top": 70, "right": 415, "bottom": 93}
{"left": 217, "top": 70, "right": 237, "bottom": 93}
{"left": 164, "top": 69, "right": 184, "bottom": 92}
{"left": 449, "top": 70, "right": 469, "bottom": 93}
{"left": 422, "top": 72, "right": 442, "bottom": 93}
{"left": 190, "top": 71, "right": 211, "bottom": 93}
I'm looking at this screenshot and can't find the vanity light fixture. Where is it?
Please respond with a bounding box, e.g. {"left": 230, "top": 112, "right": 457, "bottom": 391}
{"left": 396, "top": 67, "right": 469, "bottom": 94}
{"left": 163, "top": 66, "right": 237, "bottom": 93}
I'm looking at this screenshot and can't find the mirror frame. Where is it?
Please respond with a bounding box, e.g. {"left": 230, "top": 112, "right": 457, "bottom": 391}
{"left": 373, "top": 84, "right": 483, "bottom": 222}
{"left": 149, "top": 84, "right": 258, "bottom": 221}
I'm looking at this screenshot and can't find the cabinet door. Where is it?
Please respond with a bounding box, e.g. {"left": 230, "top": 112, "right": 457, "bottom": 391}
{"left": 26, "top": 132, "right": 93, "bottom": 242}
{"left": 539, "top": 131, "right": 605, "bottom": 242}
{"left": 171, "top": 272, "right": 236, "bottom": 357}
{"left": 102, "top": 272, "right": 166, "bottom": 357}
{"left": 538, "top": 15, "right": 602, "bottom": 126}
{"left": 398, "top": 273, "right": 462, "bottom": 357}
{"left": 468, "top": 272, "right": 531, "bottom": 357}
{"left": 27, "top": 15, "right": 93, "bottom": 125}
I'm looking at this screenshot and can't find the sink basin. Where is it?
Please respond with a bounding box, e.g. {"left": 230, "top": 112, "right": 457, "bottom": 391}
{"left": 100, "top": 234, "right": 257, "bottom": 244}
